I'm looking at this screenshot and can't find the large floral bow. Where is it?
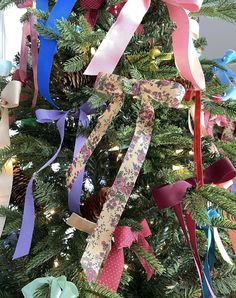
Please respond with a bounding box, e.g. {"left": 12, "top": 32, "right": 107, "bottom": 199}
{"left": 66, "top": 72, "right": 185, "bottom": 281}
{"left": 0, "top": 80, "right": 21, "bottom": 238}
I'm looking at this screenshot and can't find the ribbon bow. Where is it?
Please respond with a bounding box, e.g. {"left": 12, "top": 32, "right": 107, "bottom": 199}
{"left": 213, "top": 50, "right": 236, "bottom": 100}
{"left": 66, "top": 72, "right": 185, "bottom": 281}
{"left": 13, "top": 103, "right": 95, "bottom": 259}
{"left": 21, "top": 276, "right": 79, "bottom": 298}
{"left": 152, "top": 158, "right": 236, "bottom": 297}
{"left": 0, "top": 80, "right": 22, "bottom": 238}
{"left": 97, "top": 219, "right": 154, "bottom": 292}
{"left": 15, "top": 0, "right": 33, "bottom": 8}
{"left": 84, "top": 0, "right": 205, "bottom": 90}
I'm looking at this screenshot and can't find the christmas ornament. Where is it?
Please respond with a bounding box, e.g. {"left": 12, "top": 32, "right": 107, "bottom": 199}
{"left": 22, "top": 276, "right": 79, "bottom": 298}
{"left": 213, "top": 50, "right": 236, "bottom": 100}
{"left": 0, "top": 80, "right": 21, "bottom": 238}
{"left": 149, "top": 48, "right": 161, "bottom": 59}
{"left": 84, "top": 0, "right": 205, "bottom": 90}
{"left": 66, "top": 73, "right": 185, "bottom": 281}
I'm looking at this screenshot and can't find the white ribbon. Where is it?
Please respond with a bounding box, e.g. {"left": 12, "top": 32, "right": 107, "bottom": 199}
{"left": 0, "top": 80, "right": 21, "bottom": 237}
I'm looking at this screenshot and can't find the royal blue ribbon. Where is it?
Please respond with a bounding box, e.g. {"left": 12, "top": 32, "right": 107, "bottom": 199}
{"left": 13, "top": 103, "right": 94, "bottom": 259}
{"left": 213, "top": 50, "right": 236, "bottom": 100}
{"left": 37, "top": 0, "right": 77, "bottom": 107}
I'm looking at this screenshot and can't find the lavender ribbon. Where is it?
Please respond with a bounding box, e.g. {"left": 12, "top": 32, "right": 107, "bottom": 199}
{"left": 13, "top": 103, "right": 93, "bottom": 259}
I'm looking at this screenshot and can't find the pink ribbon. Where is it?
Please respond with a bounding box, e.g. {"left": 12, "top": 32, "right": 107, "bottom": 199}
{"left": 203, "top": 96, "right": 227, "bottom": 137}
{"left": 84, "top": 0, "right": 150, "bottom": 75}
{"left": 18, "top": 13, "right": 38, "bottom": 107}
{"left": 15, "top": 0, "right": 33, "bottom": 8}
{"left": 84, "top": 0, "right": 205, "bottom": 90}
{"left": 98, "top": 219, "right": 154, "bottom": 292}
{"left": 163, "top": 0, "right": 205, "bottom": 89}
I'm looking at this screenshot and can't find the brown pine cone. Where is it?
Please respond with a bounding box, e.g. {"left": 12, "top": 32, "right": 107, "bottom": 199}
{"left": 10, "top": 164, "right": 29, "bottom": 206}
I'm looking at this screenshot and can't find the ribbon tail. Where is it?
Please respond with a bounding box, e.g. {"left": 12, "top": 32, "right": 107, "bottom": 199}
{"left": 165, "top": 4, "right": 205, "bottom": 90}
{"left": 213, "top": 227, "right": 233, "bottom": 265}
{"left": 98, "top": 247, "right": 124, "bottom": 292}
{"left": 136, "top": 237, "right": 154, "bottom": 280}
{"left": 84, "top": 0, "right": 151, "bottom": 75}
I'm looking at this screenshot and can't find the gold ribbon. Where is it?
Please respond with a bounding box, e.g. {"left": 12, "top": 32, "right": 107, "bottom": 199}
{"left": 0, "top": 80, "right": 21, "bottom": 237}
{"left": 66, "top": 73, "right": 185, "bottom": 281}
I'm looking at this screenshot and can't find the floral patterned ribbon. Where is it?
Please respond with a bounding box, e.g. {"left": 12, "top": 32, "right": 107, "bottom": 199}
{"left": 67, "top": 72, "right": 185, "bottom": 281}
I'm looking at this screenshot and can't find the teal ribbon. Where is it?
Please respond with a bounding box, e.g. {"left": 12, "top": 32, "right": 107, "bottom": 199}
{"left": 22, "top": 276, "right": 79, "bottom": 298}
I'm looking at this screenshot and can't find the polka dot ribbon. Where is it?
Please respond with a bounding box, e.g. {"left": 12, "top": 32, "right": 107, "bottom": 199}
{"left": 97, "top": 219, "right": 154, "bottom": 292}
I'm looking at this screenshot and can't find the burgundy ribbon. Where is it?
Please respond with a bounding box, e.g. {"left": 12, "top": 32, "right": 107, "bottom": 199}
{"left": 152, "top": 158, "right": 236, "bottom": 296}
{"left": 98, "top": 219, "right": 154, "bottom": 292}
{"left": 80, "top": 0, "right": 104, "bottom": 28}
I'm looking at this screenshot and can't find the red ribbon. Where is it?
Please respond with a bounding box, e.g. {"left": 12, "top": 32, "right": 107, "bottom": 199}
{"left": 80, "top": 0, "right": 104, "bottom": 28}
{"left": 98, "top": 219, "right": 154, "bottom": 292}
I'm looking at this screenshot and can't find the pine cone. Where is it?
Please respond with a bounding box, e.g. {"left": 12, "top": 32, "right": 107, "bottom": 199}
{"left": 10, "top": 165, "right": 29, "bottom": 206}
{"left": 80, "top": 187, "right": 109, "bottom": 222}
{"left": 63, "top": 70, "right": 95, "bottom": 89}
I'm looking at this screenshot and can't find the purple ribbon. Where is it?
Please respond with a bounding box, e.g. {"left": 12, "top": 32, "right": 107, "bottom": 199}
{"left": 13, "top": 103, "right": 94, "bottom": 259}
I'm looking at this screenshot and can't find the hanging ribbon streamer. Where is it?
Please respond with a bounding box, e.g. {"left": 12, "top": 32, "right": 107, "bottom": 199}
{"left": 0, "top": 80, "right": 22, "bottom": 237}
{"left": 66, "top": 73, "right": 185, "bottom": 281}
{"left": 22, "top": 275, "right": 79, "bottom": 298}
{"left": 13, "top": 103, "right": 95, "bottom": 258}
{"left": 36, "top": 0, "right": 77, "bottom": 108}
{"left": 84, "top": 0, "right": 205, "bottom": 90}
{"left": 16, "top": 1, "right": 38, "bottom": 107}
{"left": 213, "top": 50, "right": 236, "bottom": 100}
{"left": 152, "top": 158, "right": 236, "bottom": 297}
{"left": 98, "top": 219, "right": 155, "bottom": 292}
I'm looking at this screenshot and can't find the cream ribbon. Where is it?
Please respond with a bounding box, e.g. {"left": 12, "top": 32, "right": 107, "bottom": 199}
{"left": 0, "top": 80, "right": 21, "bottom": 237}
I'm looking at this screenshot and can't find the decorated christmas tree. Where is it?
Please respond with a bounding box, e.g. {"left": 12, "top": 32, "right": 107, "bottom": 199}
{"left": 1, "top": 0, "right": 236, "bottom": 297}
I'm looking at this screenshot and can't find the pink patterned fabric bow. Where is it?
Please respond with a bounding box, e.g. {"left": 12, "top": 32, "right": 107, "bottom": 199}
{"left": 98, "top": 219, "right": 154, "bottom": 292}
{"left": 204, "top": 96, "right": 227, "bottom": 137}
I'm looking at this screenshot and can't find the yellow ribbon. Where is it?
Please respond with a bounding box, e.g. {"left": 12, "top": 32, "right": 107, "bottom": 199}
{"left": 0, "top": 80, "right": 21, "bottom": 237}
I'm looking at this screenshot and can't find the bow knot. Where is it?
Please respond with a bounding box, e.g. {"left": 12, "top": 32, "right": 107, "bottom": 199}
{"left": 21, "top": 276, "right": 79, "bottom": 298}
{"left": 97, "top": 219, "right": 154, "bottom": 291}
{"left": 152, "top": 158, "right": 236, "bottom": 210}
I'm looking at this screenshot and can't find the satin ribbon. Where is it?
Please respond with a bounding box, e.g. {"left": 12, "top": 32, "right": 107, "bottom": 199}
{"left": 37, "top": 0, "right": 77, "bottom": 108}
{"left": 66, "top": 73, "right": 185, "bottom": 281}
{"left": 80, "top": 0, "right": 104, "bottom": 28}
{"left": 15, "top": 0, "right": 33, "bottom": 8}
{"left": 0, "top": 80, "right": 21, "bottom": 238}
{"left": 13, "top": 103, "right": 94, "bottom": 258}
{"left": 213, "top": 50, "right": 236, "bottom": 100}
{"left": 84, "top": 0, "right": 205, "bottom": 90}
{"left": 152, "top": 158, "right": 236, "bottom": 297}
{"left": 21, "top": 276, "right": 79, "bottom": 298}
{"left": 98, "top": 219, "right": 154, "bottom": 292}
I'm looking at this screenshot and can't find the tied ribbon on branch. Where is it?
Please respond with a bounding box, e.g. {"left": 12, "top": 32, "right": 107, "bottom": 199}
{"left": 97, "top": 219, "right": 155, "bottom": 292}
{"left": 84, "top": 0, "right": 205, "bottom": 90}
{"left": 21, "top": 276, "right": 79, "bottom": 298}
{"left": 36, "top": 0, "right": 77, "bottom": 108}
{"left": 66, "top": 72, "right": 185, "bottom": 281}
{"left": 80, "top": 0, "right": 104, "bottom": 28}
{"left": 213, "top": 49, "right": 236, "bottom": 101}
{"left": 13, "top": 103, "right": 94, "bottom": 259}
{"left": 0, "top": 80, "right": 22, "bottom": 238}
{"left": 152, "top": 158, "right": 236, "bottom": 298}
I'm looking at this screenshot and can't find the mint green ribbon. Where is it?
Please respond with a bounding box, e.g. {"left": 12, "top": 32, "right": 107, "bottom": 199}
{"left": 22, "top": 276, "right": 79, "bottom": 298}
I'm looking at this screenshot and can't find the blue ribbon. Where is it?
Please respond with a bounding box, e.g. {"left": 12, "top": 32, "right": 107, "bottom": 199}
{"left": 37, "top": 0, "right": 77, "bottom": 107}
{"left": 201, "top": 209, "right": 219, "bottom": 298}
{"left": 213, "top": 50, "right": 236, "bottom": 100}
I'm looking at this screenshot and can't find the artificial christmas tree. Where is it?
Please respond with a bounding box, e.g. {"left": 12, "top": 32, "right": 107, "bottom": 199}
{"left": 1, "top": 0, "right": 236, "bottom": 297}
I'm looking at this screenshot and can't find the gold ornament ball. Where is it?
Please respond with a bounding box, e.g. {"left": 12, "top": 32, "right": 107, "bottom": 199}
{"left": 149, "top": 48, "right": 161, "bottom": 59}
